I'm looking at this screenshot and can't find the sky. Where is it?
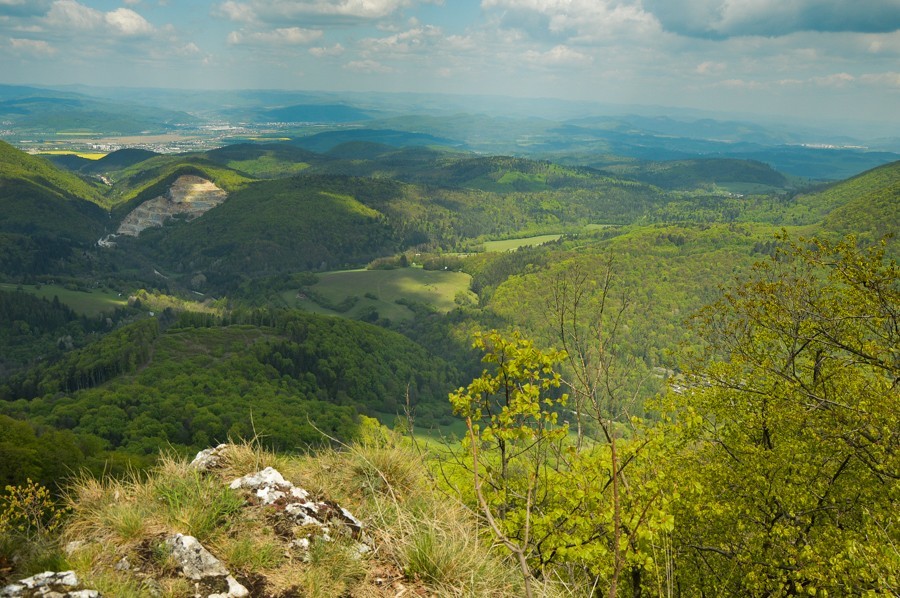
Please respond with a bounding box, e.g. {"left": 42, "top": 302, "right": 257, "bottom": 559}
{"left": 1, "top": 0, "right": 900, "bottom": 129}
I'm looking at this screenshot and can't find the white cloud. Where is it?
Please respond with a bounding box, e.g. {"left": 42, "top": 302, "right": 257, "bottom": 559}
{"left": 812, "top": 72, "right": 855, "bottom": 87}
{"left": 105, "top": 8, "right": 153, "bottom": 36}
{"left": 217, "top": 0, "right": 256, "bottom": 24}
{"left": 216, "top": 0, "right": 442, "bottom": 25}
{"left": 309, "top": 43, "right": 345, "bottom": 57}
{"left": 359, "top": 25, "right": 443, "bottom": 55}
{"left": 44, "top": 0, "right": 152, "bottom": 36}
{"left": 123, "top": 0, "right": 141, "bottom": 5}
{"left": 523, "top": 44, "right": 592, "bottom": 67}
{"left": 696, "top": 60, "right": 726, "bottom": 75}
{"left": 481, "top": 0, "right": 659, "bottom": 42}
{"left": 344, "top": 59, "right": 393, "bottom": 73}
{"left": 228, "top": 26, "right": 323, "bottom": 45}
{"left": 859, "top": 72, "right": 900, "bottom": 87}
{"left": 45, "top": 0, "right": 103, "bottom": 30}
{"left": 9, "top": 37, "right": 56, "bottom": 55}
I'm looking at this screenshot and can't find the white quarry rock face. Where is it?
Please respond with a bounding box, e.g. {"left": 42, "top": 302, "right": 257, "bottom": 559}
{"left": 115, "top": 175, "right": 228, "bottom": 237}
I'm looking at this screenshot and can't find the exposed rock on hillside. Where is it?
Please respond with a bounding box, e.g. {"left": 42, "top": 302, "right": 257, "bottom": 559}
{"left": 166, "top": 534, "right": 248, "bottom": 598}
{"left": 116, "top": 175, "right": 227, "bottom": 237}
{"left": 0, "top": 571, "right": 97, "bottom": 597}
{"left": 192, "top": 444, "right": 370, "bottom": 555}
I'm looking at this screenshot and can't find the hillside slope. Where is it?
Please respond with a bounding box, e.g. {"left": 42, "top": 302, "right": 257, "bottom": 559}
{"left": 819, "top": 160, "right": 900, "bottom": 245}
{"left": 2, "top": 310, "right": 457, "bottom": 457}
{"left": 0, "top": 143, "right": 108, "bottom": 274}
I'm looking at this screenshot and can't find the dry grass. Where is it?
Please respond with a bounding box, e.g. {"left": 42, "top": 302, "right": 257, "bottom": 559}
{"left": 53, "top": 438, "right": 566, "bottom": 597}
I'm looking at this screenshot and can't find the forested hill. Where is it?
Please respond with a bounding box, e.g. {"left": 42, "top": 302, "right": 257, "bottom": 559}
{"left": 0, "top": 142, "right": 109, "bottom": 278}
{"left": 817, "top": 159, "right": 900, "bottom": 244}
{"left": 0, "top": 140, "right": 105, "bottom": 209}
{"left": 0, "top": 308, "right": 457, "bottom": 485}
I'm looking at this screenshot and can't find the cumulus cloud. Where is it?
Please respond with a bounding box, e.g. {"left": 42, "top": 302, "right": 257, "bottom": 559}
{"left": 227, "top": 27, "right": 322, "bottom": 46}
{"left": 9, "top": 36, "right": 56, "bottom": 54}
{"left": 481, "top": 0, "right": 659, "bottom": 42}
{"left": 105, "top": 7, "right": 153, "bottom": 35}
{"left": 642, "top": 0, "right": 900, "bottom": 38}
{"left": 216, "top": 0, "right": 442, "bottom": 25}
{"left": 44, "top": 0, "right": 153, "bottom": 36}
{"left": 359, "top": 25, "right": 443, "bottom": 55}
{"left": 45, "top": 0, "right": 103, "bottom": 29}
{"left": 216, "top": 0, "right": 256, "bottom": 24}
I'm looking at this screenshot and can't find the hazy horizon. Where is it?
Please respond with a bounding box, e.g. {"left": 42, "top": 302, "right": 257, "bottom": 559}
{"left": 1, "top": 1, "right": 899, "bottom": 134}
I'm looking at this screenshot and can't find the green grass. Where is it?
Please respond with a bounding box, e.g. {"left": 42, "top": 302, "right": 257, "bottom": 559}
{"left": 0, "top": 283, "right": 126, "bottom": 316}
{"left": 282, "top": 267, "right": 474, "bottom": 322}
{"left": 483, "top": 234, "right": 562, "bottom": 252}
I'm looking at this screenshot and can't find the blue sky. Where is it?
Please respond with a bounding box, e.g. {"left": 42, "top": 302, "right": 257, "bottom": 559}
{"left": 2, "top": 0, "right": 900, "bottom": 129}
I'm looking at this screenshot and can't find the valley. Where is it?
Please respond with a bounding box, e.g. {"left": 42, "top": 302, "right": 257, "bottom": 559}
{"left": 0, "top": 87, "right": 897, "bottom": 597}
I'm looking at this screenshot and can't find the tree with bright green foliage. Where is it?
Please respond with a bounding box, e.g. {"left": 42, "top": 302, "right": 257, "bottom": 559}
{"left": 449, "top": 330, "right": 678, "bottom": 597}
{"left": 449, "top": 330, "right": 569, "bottom": 598}
{"left": 670, "top": 233, "right": 899, "bottom": 596}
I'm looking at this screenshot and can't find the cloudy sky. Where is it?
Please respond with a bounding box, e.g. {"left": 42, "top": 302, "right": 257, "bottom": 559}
{"left": 2, "top": 0, "right": 900, "bottom": 127}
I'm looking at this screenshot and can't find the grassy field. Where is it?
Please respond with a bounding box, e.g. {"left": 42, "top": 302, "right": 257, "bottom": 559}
{"left": 0, "top": 283, "right": 126, "bottom": 316}
{"left": 281, "top": 267, "right": 475, "bottom": 322}
{"left": 482, "top": 234, "right": 562, "bottom": 252}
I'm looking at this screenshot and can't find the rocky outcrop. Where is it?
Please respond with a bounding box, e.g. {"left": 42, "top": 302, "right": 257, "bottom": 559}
{"left": 0, "top": 571, "right": 98, "bottom": 597}
{"left": 3, "top": 445, "right": 372, "bottom": 598}
{"left": 165, "top": 535, "right": 248, "bottom": 598}
{"left": 192, "top": 445, "right": 370, "bottom": 557}
{"left": 115, "top": 175, "right": 227, "bottom": 237}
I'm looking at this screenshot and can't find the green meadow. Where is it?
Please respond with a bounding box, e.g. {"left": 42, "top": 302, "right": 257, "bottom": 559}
{"left": 281, "top": 267, "right": 475, "bottom": 322}
{"left": 482, "top": 233, "right": 562, "bottom": 252}
{"left": 0, "top": 283, "right": 126, "bottom": 316}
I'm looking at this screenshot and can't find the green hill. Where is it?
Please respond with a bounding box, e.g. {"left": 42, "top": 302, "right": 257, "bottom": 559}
{"left": 130, "top": 176, "right": 401, "bottom": 289}
{"left": 292, "top": 128, "right": 458, "bottom": 153}
{"left": 0, "top": 141, "right": 105, "bottom": 206}
{"left": 819, "top": 160, "right": 900, "bottom": 245}
{"left": 202, "top": 143, "right": 322, "bottom": 178}
{"left": 613, "top": 158, "right": 790, "bottom": 191}
{"left": 0, "top": 142, "right": 107, "bottom": 261}
{"left": 106, "top": 155, "right": 252, "bottom": 213}
{"left": 2, "top": 310, "right": 457, "bottom": 457}
{"left": 84, "top": 148, "right": 159, "bottom": 173}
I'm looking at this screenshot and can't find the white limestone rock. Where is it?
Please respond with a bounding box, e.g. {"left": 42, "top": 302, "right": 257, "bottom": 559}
{"left": 190, "top": 444, "right": 230, "bottom": 472}
{"left": 165, "top": 534, "right": 249, "bottom": 598}
{"left": 0, "top": 571, "right": 99, "bottom": 597}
